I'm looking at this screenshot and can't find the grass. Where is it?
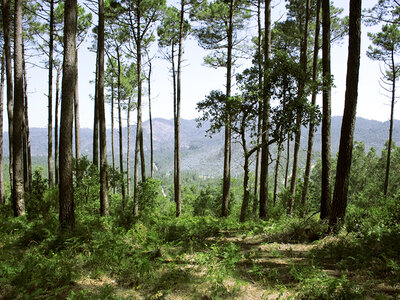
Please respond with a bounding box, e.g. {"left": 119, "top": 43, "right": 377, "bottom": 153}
{"left": 0, "top": 210, "right": 399, "bottom": 299}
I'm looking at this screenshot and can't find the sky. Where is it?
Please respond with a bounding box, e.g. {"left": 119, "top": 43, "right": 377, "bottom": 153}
{"left": 4, "top": 0, "right": 396, "bottom": 129}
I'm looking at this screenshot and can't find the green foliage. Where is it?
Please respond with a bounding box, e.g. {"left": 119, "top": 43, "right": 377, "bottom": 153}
{"left": 25, "top": 168, "right": 57, "bottom": 220}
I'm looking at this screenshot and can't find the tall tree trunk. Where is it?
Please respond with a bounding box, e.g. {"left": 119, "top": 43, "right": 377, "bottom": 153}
{"left": 240, "top": 153, "right": 250, "bottom": 222}
{"left": 48, "top": 0, "right": 54, "bottom": 189}
{"left": 383, "top": 51, "right": 396, "bottom": 196}
{"left": 59, "top": 0, "right": 77, "bottom": 229}
{"left": 133, "top": 115, "right": 139, "bottom": 216}
{"left": 126, "top": 99, "right": 131, "bottom": 197}
{"left": 221, "top": 0, "right": 235, "bottom": 217}
{"left": 259, "top": 0, "right": 271, "bottom": 220}
{"left": 93, "top": 50, "right": 99, "bottom": 168}
{"left": 111, "top": 79, "right": 116, "bottom": 193}
{"left": 98, "top": 0, "right": 109, "bottom": 216}
{"left": 2, "top": 0, "right": 14, "bottom": 192}
{"left": 12, "top": 0, "right": 25, "bottom": 216}
{"left": 329, "top": 0, "right": 362, "bottom": 229}
{"left": 74, "top": 49, "right": 81, "bottom": 161}
{"left": 148, "top": 61, "right": 154, "bottom": 178}
{"left": 301, "top": 0, "right": 321, "bottom": 215}
{"left": 117, "top": 46, "right": 126, "bottom": 208}
{"left": 273, "top": 142, "right": 282, "bottom": 206}
{"left": 175, "top": 0, "right": 185, "bottom": 217}
{"left": 284, "top": 137, "right": 290, "bottom": 188}
{"left": 253, "top": 0, "right": 263, "bottom": 216}
{"left": 288, "top": 0, "right": 311, "bottom": 215}
{"left": 23, "top": 47, "right": 32, "bottom": 192}
{"left": 0, "top": 51, "right": 5, "bottom": 204}
{"left": 321, "top": 0, "right": 332, "bottom": 220}
{"left": 55, "top": 66, "right": 61, "bottom": 186}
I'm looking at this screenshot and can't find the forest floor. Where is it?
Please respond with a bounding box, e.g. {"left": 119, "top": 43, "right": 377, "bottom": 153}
{"left": 72, "top": 231, "right": 400, "bottom": 299}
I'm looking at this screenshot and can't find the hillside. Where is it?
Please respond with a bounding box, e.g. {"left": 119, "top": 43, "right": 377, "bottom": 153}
{"left": 2, "top": 116, "right": 399, "bottom": 176}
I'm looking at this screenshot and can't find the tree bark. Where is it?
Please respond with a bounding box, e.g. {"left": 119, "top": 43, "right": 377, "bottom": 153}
{"left": 2, "top": 0, "right": 14, "bottom": 192}
{"left": 12, "top": 0, "right": 25, "bottom": 216}
{"left": 48, "top": 0, "right": 54, "bottom": 189}
{"left": 0, "top": 51, "right": 5, "bottom": 204}
{"left": 59, "top": 0, "right": 77, "bottom": 229}
{"left": 221, "top": 0, "right": 235, "bottom": 217}
{"left": 127, "top": 98, "right": 131, "bottom": 197}
{"left": 383, "top": 50, "right": 396, "bottom": 196}
{"left": 259, "top": 0, "right": 271, "bottom": 220}
{"left": 55, "top": 66, "right": 61, "bottom": 186}
{"left": 23, "top": 47, "right": 32, "bottom": 192}
{"left": 111, "top": 78, "right": 116, "bottom": 193}
{"left": 117, "top": 46, "right": 126, "bottom": 208}
{"left": 284, "top": 137, "right": 290, "bottom": 188}
{"left": 148, "top": 62, "right": 154, "bottom": 178}
{"left": 288, "top": 0, "right": 311, "bottom": 215}
{"left": 98, "top": 0, "right": 109, "bottom": 216}
{"left": 273, "top": 142, "right": 282, "bottom": 206}
{"left": 74, "top": 49, "right": 81, "bottom": 161}
{"left": 302, "top": 0, "right": 321, "bottom": 215}
{"left": 329, "top": 0, "right": 362, "bottom": 229}
{"left": 321, "top": 0, "right": 332, "bottom": 220}
{"left": 93, "top": 50, "right": 99, "bottom": 168}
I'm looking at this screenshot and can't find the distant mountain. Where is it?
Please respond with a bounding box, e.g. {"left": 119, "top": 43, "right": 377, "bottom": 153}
{"left": 3, "top": 117, "right": 399, "bottom": 176}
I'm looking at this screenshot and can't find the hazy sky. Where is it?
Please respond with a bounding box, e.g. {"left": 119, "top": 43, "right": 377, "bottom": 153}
{"left": 6, "top": 0, "right": 396, "bottom": 129}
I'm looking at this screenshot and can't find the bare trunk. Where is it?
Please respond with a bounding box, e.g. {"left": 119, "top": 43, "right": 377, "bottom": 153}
{"left": 0, "top": 51, "right": 5, "bottom": 204}
{"left": 321, "top": 0, "right": 332, "bottom": 220}
{"left": 59, "top": 0, "right": 77, "bottom": 229}
{"left": 259, "top": 0, "right": 271, "bottom": 220}
{"left": 148, "top": 62, "right": 154, "bottom": 177}
{"left": 12, "top": 0, "right": 25, "bottom": 216}
{"left": 284, "top": 137, "right": 290, "bottom": 188}
{"left": 98, "top": 0, "right": 109, "bottom": 216}
{"left": 23, "top": 47, "right": 32, "bottom": 192}
{"left": 273, "top": 142, "right": 282, "bottom": 206}
{"left": 2, "top": 0, "right": 14, "bottom": 192}
{"left": 289, "top": 0, "right": 311, "bottom": 215}
{"left": 48, "top": 0, "right": 54, "bottom": 189}
{"left": 329, "top": 0, "right": 361, "bottom": 229}
{"left": 117, "top": 47, "right": 126, "bottom": 208}
{"left": 74, "top": 49, "right": 81, "bottom": 161}
{"left": 55, "top": 66, "right": 61, "bottom": 186}
{"left": 253, "top": 0, "right": 263, "bottom": 216}
{"left": 111, "top": 79, "right": 115, "bottom": 193}
{"left": 240, "top": 154, "right": 250, "bottom": 222}
{"left": 302, "top": 0, "right": 321, "bottom": 215}
{"left": 93, "top": 51, "right": 99, "bottom": 168}
{"left": 383, "top": 51, "right": 396, "bottom": 196}
{"left": 221, "top": 0, "right": 235, "bottom": 217}
{"left": 127, "top": 98, "right": 131, "bottom": 197}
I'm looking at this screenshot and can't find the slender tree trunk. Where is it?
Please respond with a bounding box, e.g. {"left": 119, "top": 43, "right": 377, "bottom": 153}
{"left": 12, "top": 0, "right": 25, "bottom": 217}
{"left": 74, "top": 49, "right": 81, "bottom": 161}
{"left": 288, "top": 0, "right": 311, "bottom": 215}
{"left": 175, "top": 0, "right": 185, "bottom": 217}
{"left": 93, "top": 50, "right": 99, "bottom": 168}
{"left": 0, "top": 51, "right": 5, "bottom": 204}
{"left": 22, "top": 47, "right": 32, "bottom": 192}
{"left": 383, "top": 51, "right": 396, "bottom": 196}
{"left": 111, "top": 79, "right": 116, "bottom": 193}
{"left": 221, "top": 0, "right": 235, "bottom": 217}
{"left": 133, "top": 116, "right": 139, "bottom": 216}
{"left": 2, "top": 0, "right": 14, "bottom": 192}
{"left": 127, "top": 99, "right": 131, "bottom": 197}
{"left": 59, "top": 0, "right": 77, "bottom": 229}
{"left": 302, "top": 0, "right": 321, "bottom": 215}
{"left": 98, "top": 0, "right": 109, "bottom": 216}
{"left": 321, "top": 0, "right": 332, "bottom": 220}
{"left": 48, "top": 0, "right": 54, "bottom": 189}
{"left": 259, "top": 0, "right": 272, "bottom": 220}
{"left": 117, "top": 46, "right": 126, "bottom": 208}
{"left": 55, "top": 66, "right": 61, "bottom": 186}
{"left": 284, "top": 137, "right": 290, "bottom": 188}
{"left": 273, "top": 142, "right": 282, "bottom": 206}
{"left": 253, "top": 0, "right": 263, "bottom": 216}
{"left": 329, "top": 0, "right": 362, "bottom": 229}
{"left": 240, "top": 154, "right": 250, "bottom": 222}
{"left": 148, "top": 62, "right": 154, "bottom": 177}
